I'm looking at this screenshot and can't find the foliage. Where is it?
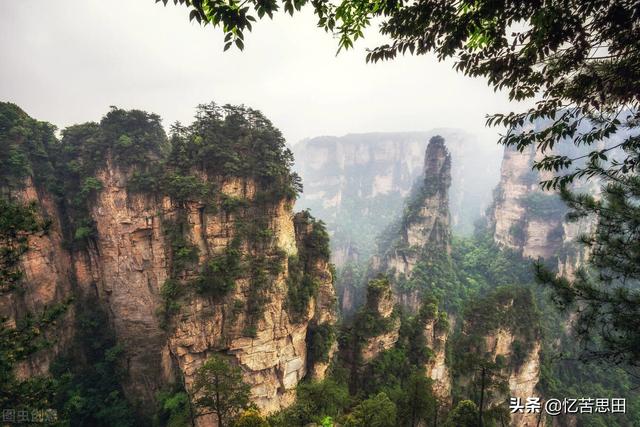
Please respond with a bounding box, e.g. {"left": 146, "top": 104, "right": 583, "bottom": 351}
{"left": 181, "top": 103, "right": 301, "bottom": 201}
{"left": 0, "top": 193, "right": 70, "bottom": 414}
{"left": 343, "top": 392, "right": 397, "bottom": 427}
{"left": 536, "top": 174, "right": 640, "bottom": 367}
{"left": 234, "top": 408, "right": 269, "bottom": 427}
{"left": 520, "top": 191, "right": 567, "bottom": 220}
{"left": 457, "top": 286, "right": 541, "bottom": 348}
{"left": 360, "top": 348, "right": 413, "bottom": 397}
{"left": 285, "top": 255, "right": 317, "bottom": 322}
{"left": 447, "top": 285, "right": 540, "bottom": 424}
{"left": 297, "top": 211, "right": 332, "bottom": 261}
{"left": 192, "top": 354, "right": 251, "bottom": 427}
{"left": 154, "top": 385, "right": 193, "bottom": 427}
{"left": 0, "top": 302, "right": 70, "bottom": 412}
{"left": 164, "top": 217, "right": 199, "bottom": 277}
{"left": 531, "top": 174, "right": 640, "bottom": 426}
{"left": 0, "top": 198, "right": 47, "bottom": 294}
{"left": 307, "top": 323, "right": 337, "bottom": 368}
{"left": 221, "top": 194, "right": 249, "bottom": 214}
{"left": 538, "top": 345, "right": 640, "bottom": 427}
{"left": 0, "top": 102, "right": 58, "bottom": 191}
{"left": 335, "top": 261, "right": 367, "bottom": 316}
{"left": 352, "top": 276, "right": 397, "bottom": 339}
{"left": 396, "top": 373, "right": 436, "bottom": 427}
{"left": 51, "top": 298, "right": 137, "bottom": 427}
{"left": 157, "top": 279, "right": 184, "bottom": 330}
{"left": 56, "top": 107, "right": 167, "bottom": 246}
{"left": 395, "top": 306, "right": 435, "bottom": 368}
{"left": 243, "top": 254, "right": 272, "bottom": 337}
{"left": 155, "top": 214, "right": 199, "bottom": 330}
{"left": 450, "top": 231, "right": 640, "bottom": 425}
{"left": 287, "top": 211, "right": 332, "bottom": 322}
{"left": 452, "top": 232, "right": 533, "bottom": 299}
{"left": 193, "top": 237, "right": 243, "bottom": 299}
{"left": 401, "top": 249, "right": 464, "bottom": 312}
{"left": 444, "top": 400, "right": 478, "bottom": 427}
{"left": 268, "top": 379, "right": 350, "bottom": 427}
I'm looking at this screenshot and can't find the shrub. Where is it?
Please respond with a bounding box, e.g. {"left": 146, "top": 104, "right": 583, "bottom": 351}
{"left": 194, "top": 239, "right": 243, "bottom": 299}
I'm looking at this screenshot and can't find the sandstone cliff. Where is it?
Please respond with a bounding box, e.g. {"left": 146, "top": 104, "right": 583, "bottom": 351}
{"left": 2, "top": 175, "right": 76, "bottom": 381}
{"left": 487, "top": 141, "right": 597, "bottom": 277}
{"left": 489, "top": 144, "right": 566, "bottom": 260}
{"left": 0, "top": 102, "right": 337, "bottom": 424}
{"left": 0, "top": 104, "right": 76, "bottom": 384}
{"left": 293, "top": 131, "right": 500, "bottom": 267}
{"left": 452, "top": 287, "right": 543, "bottom": 427}
{"left": 422, "top": 308, "right": 452, "bottom": 405}
{"left": 377, "top": 135, "right": 453, "bottom": 313}
{"left": 358, "top": 277, "right": 400, "bottom": 364}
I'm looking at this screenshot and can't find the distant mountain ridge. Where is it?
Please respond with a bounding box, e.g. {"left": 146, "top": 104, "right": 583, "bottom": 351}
{"left": 292, "top": 130, "right": 502, "bottom": 266}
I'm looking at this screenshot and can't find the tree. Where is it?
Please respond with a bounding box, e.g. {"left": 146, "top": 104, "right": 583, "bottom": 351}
{"left": 536, "top": 174, "right": 640, "bottom": 367}
{"left": 397, "top": 373, "right": 436, "bottom": 427}
{"left": 191, "top": 354, "right": 251, "bottom": 427}
{"left": 280, "top": 379, "right": 350, "bottom": 426}
{"left": 343, "top": 392, "right": 397, "bottom": 427}
{"left": 159, "top": 1, "right": 639, "bottom": 188}
{"left": 445, "top": 400, "right": 478, "bottom": 427}
{"left": 234, "top": 408, "right": 269, "bottom": 427}
{"left": 162, "top": 0, "right": 639, "bottom": 381}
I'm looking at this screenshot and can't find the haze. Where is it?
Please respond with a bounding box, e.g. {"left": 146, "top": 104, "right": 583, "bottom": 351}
{"left": 1, "top": 0, "right": 522, "bottom": 148}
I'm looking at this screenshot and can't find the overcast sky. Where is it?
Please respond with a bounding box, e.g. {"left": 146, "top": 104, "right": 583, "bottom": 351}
{"left": 0, "top": 1, "right": 525, "bottom": 149}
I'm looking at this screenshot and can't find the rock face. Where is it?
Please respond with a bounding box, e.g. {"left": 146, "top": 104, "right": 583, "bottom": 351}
{"left": 422, "top": 312, "right": 452, "bottom": 404}
{"left": 489, "top": 145, "right": 565, "bottom": 260}
{"left": 0, "top": 103, "right": 337, "bottom": 425}
{"left": 378, "top": 136, "right": 453, "bottom": 312}
{"left": 365, "top": 138, "right": 544, "bottom": 422}
{"left": 293, "top": 131, "right": 501, "bottom": 265}
{"left": 352, "top": 138, "right": 455, "bottom": 401}
{"left": 1, "top": 176, "right": 75, "bottom": 380}
{"left": 402, "top": 136, "right": 452, "bottom": 255}
{"left": 455, "top": 288, "right": 544, "bottom": 427}
{"left": 484, "top": 330, "right": 543, "bottom": 427}
{"left": 488, "top": 143, "right": 596, "bottom": 276}
{"left": 82, "top": 165, "right": 336, "bottom": 420}
{"left": 78, "top": 160, "right": 171, "bottom": 403}
{"left": 359, "top": 278, "right": 400, "bottom": 363}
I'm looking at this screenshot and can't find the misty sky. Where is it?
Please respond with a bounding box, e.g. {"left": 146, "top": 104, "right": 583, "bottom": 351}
{"left": 1, "top": 1, "right": 526, "bottom": 149}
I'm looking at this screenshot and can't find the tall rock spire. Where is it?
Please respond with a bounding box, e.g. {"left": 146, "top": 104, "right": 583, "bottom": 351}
{"left": 403, "top": 135, "right": 452, "bottom": 251}
{"left": 375, "top": 135, "right": 453, "bottom": 311}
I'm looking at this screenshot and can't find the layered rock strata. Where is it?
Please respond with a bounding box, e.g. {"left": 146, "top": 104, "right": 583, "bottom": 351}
{"left": 0, "top": 103, "right": 337, "bottom": 425}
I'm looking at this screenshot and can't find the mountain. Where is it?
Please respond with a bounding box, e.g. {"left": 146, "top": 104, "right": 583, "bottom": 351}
{"left": 347, "top": 136, "right": 543, "bottom": 426}
{"left": 0, "top": 102, "right": 337, "bottom": 424}
{"left": 4, "top": 102, "right": 637, "bottom": 427}
{"left": 374, "top": 135, "right": 453, "bottom": 311}
{"left": 292, "top": 130, "right": 502, "bottom": 267}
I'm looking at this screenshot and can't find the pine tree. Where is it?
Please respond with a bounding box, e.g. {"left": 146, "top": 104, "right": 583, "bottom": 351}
{"left": 191, "top": 354, "right": 251, "bottom": 427}
{"left": 536, "top": 171, "right": 640, "bottom": 367}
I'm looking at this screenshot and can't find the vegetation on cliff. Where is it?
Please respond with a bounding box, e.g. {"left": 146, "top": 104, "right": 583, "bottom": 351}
{"left": 161, "top": 4, "right": 640, "bottom": 412}
{"left": 51, "top": 298, "right": 137, "bottom": 427}
{"left": 192, "top": 354, "right": 251, "bottom": 427}
{"left": 0, "top": 103, "right": 58, "bottom": 192}
{"left": 287, "top": 210, "right": 332, "bottom": 323}
{"left": 0, "top": 101, "right": 335, "bottom": 426}
{"left": 0, "top": 103, "right": 72, "bottom": 417}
